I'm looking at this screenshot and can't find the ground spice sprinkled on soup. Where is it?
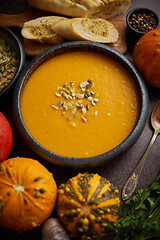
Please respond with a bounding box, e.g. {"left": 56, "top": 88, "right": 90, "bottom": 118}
{"left": 21, "top": 51, "right": 140, "bottom": 158}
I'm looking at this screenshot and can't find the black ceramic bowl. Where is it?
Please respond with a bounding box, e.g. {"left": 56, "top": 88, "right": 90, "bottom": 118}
{"left": 13, "top": 41, "right": 149, "bottom": 168}
{"left": 0, "top": 25, "right": 25, "bottom": 98}
{"left": 126, "top": 8, "right": 159, "bottom": 42}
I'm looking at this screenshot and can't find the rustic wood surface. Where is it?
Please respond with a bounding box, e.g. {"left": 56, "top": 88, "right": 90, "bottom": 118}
{"left": 0, "top": 0, "right": 160, "bottom": 240}
{"left": 0, "top": 6, "right": 127, "bottom": 56}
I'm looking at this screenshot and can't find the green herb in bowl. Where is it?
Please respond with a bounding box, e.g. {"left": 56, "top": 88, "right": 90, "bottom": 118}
{"left": 115, "top": 174, "right": 160, "bottom": 240}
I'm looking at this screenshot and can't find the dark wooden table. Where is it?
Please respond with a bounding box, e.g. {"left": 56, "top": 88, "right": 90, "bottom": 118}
{"left": 0, "top": 0, "right": 160, "bottom": 239}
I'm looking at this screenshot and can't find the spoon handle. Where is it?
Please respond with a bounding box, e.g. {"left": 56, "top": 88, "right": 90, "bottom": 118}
{"left": 122, "top": 131, "right": 158, "bottom": 201}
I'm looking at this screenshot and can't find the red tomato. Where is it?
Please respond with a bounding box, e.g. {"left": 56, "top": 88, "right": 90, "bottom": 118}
{"left": 0, "top": 112, "right": 13, "bottom": 162}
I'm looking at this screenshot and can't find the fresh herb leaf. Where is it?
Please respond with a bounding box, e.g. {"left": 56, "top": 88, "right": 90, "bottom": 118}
{"left": 114, "top": 173, "right": 160, "bottom": 240}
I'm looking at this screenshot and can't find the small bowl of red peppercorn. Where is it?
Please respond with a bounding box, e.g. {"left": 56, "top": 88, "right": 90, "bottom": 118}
{"left": 126, "top": 8, "right": 159, "bottom": 43}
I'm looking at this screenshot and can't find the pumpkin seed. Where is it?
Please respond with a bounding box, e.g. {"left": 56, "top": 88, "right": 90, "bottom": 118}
{"left": 94, "top": 98, "right": 99, "bottom": 102}
{"left": 81, "top": 104, "right": 84, "bottom": 108}
{"left": 71, "top": 108, "right": 76, "bottom": 114}
{"left": 81, "top": 88, "right": 86, "bottom": 92}
{"left": 57, "top": 86, "right": 64, "bottom": 91}
{"left": 65, "top": 95, "right": 70, "bottom": 100}
{"left": 76, "top": 93, "right": 84, "bottom": 99}
{"left": 82, "top": 107, "right": 87, "bottom": 114}
{"left": 0, "top": 38, "right": 19, "bottom": 91}
{"left": 66, "top": 102, "right": 73, "bottom": 109}
{"left": 80, "top": 81, "right": 89, "bottom": 88}
{"left": 85, "top": 89, "right": 91, "bottom": 96}
{"left": 57, "top": 101, "right": 63, "bottom": 107}
{"left": 94, "top": 111, "right": 98, "bottom": 116}
{"left": 63, "top": 82, "right": 67, "bottom": 87}
{"left": 52, "top": 79, "right": 100, "bottom": 124}
{"left": 86, "top": 79, "right": 93, "bottom": 89}
{"left": 65, "top": 89, "right": 70, "bottom": 94}
{"left": 77, "top": 100, "right": 82, "bottom": 104}
{"left": 70, "top": 81, "right": 75, "bottom": 86}
{"left": 91, "top": 99, "right": 96, "bottom": 106}
{"left": 51, "top": 104, "right": 59, "bottom": 110}
{"left": 55, "top": 93, "right": 61, "bottom": 97}
{"left": 90, "top": 91, "right": 95, "bottom": 95}
{"left": 86, "top": 104, "right": 89, "bottom": 110}
{"left": 76, "top": 105, "right": 81, "bottom": 110}
{"left": 82, "top": 116, "right": 88, "bottom": 123}
{"left": 63, "top": 104, "right": 68, "bottom": 111}
{"left": 72, "top": 92, "right": 76, "bottom": 97}
{"left": 71, "top": 122, "right": 76, "bottom": 127}
{"left": 68, "top": 95, "right": 72, "bottom": 100}
{"left": 87, "top": 96, "right": 93, "bottom": 101}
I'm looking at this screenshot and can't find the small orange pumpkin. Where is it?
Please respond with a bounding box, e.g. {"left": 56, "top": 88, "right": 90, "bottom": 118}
{"left": 57, "top": 172, "right": 120, "bottom": 240}
{"left": 133, "top": 28, "right": 160, "bottom": 88}
{"left": 0, "top": 157, "right": 57, "bottom": 231}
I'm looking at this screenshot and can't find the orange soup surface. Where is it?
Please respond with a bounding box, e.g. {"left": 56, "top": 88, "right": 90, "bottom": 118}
{"left": 21, "top": 51, "right": 140, "bottom": 158}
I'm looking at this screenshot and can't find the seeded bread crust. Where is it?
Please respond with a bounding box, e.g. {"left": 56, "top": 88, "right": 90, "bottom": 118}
{"left": 28, "top": 0, "right": 131, "bottom": 19}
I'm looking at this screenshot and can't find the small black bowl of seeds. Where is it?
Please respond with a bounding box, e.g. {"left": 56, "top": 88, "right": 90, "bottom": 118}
{"left": 126, "top": 8, "right": 159, "bottom": 43}
{"left": 0, "top": 25, "right": 25, "bottom": 98}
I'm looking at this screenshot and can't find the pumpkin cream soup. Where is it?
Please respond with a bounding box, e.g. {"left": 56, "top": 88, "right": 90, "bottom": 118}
{"left": 21, "top": 51, "right": 140, "bottom": 158}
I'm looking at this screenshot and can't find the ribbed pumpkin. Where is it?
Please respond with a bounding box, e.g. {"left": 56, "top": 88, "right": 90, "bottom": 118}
{"left": 133, "top": 28, "right": 160, "bottom": 88}
{"left": 0, "top": 157, "right": 57, "bottom": 231}
{"left": 57, "top": 173, "right": 120, "bottom": 239}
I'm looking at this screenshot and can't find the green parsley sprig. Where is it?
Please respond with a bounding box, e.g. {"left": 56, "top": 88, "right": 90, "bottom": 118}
{"left": 115, "top": 173, "right": 160, "bottom": 240}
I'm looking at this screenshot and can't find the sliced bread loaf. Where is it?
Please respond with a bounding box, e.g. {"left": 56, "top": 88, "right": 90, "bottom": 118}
{"left": 52, "top": 17, "right": 119, "bottom": 43}
{"left": 21, "top": 16, "right": 65, "bottom": 44}
{"left": 28, "top": 0, "right": 131, "bottom": 19}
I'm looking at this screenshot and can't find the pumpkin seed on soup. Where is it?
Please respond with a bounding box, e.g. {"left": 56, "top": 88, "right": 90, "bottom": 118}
{"left": 52, "top": 80, "right": 99, "bottom": 124}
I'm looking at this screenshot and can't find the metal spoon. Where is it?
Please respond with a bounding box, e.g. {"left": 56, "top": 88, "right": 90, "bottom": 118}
{"left": 122, "top": 100, "right": 160, "bottom": 201}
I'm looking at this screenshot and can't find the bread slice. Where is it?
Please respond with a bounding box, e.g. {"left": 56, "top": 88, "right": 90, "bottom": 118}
{"left": 21, "top": 16, "right": 65, "bottom": 44}
{"left": 28, "top": 0, "right": 131, "bottom": 19}
{"left": 52, "top": 18, "right": 119, "bottom": 43}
